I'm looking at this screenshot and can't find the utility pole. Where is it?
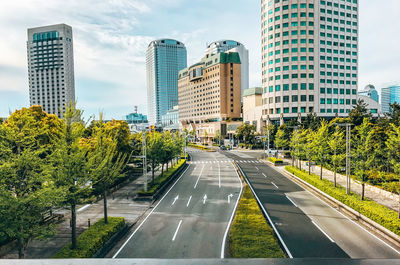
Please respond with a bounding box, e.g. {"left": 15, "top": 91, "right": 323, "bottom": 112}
{"left": 142, "top": 131, "right": 147, "bottom": 192}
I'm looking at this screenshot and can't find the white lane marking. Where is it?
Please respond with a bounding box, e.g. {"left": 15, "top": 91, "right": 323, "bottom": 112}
{"left": 255, "top": 167, "right": 259, "bottom": 171}
{"left": 172, "top": 195, "right": 179, "bottom": 206}
{"left": 228, "top": 194, "right": 234, "bottom": 204}
{"left": 271, "top": 182, "right": 279, "bottom": 189}
{"left": 172, "top": 220, "right": 183, "bottom": 241}
{"left": 221, "top": 163, "right": 243, "bottom": 259}
{"left": 112, "top": 164, "right": 192, "bottom": 258}
{"left": 262, "top": 173, "right": 267, "bottom": 178}
{"left": 194, "top": 165, "right": 205, "bottom": 189}
{"left": 312, "top": 221, "right": 335, "bottom": 243}
{"left": 236, "top": 164, "right": 293, "bottom": 258}
{"left": 218, "top": 163, "right": 221, "bottom": 188}
{"left": 203, "top": 194, "right": 207, "bottom": 205}
{"left": 286, "top": 195, "right": 298, "bottom": 208}
{"left": 77, "top": 204, "right": 91, "bottom": 213}
{"left": 186, "top": 196, "right": 192, "bottom": 207}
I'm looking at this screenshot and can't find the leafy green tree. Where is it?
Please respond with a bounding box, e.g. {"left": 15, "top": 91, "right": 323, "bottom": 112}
{"left": 290, "top": 129, "right": 307, "bottom": 170}
{"left": 302, "top": 113, "right": 322, "bottom": 131}
{"left": 275, "top": 125, "right": 290, "bottom": 152}
{"left": 236, "top": 124, "right": 256, "bottom": 144}
{"left": 349, "top": 99, "right": 372, "bottom": 126}
{"left": 310, "top": 120, "right": 330, "bottom": 180}
{"left": 386, "top": 124, "right": 400, "bottom": 218}
{"left": 328, "top": 126, "right": 346, "bottom": 187}
{"left": 352, "top": 118, "right": 372, "bottom": 200}
{"left": 147, "top": 132, "right": 164, "bottom": 183}
{"left": 104, "top": 120, "right": 131, "bottom": 155}
{"left": 215, "top": 130, "right": 222, "bottom": 145}
{"left": 366, "top": 124, "right": 390, "bottom": 172}
{"left": 387, "top": 103, "right": 400, "bottom": 126}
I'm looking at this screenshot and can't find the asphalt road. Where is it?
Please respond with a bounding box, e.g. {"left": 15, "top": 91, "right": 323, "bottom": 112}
{"left": 221, "top": 150, "right": 400, "bottom": 259}
{"left": 113, "top": 149, "right": 242, "bottom": 258}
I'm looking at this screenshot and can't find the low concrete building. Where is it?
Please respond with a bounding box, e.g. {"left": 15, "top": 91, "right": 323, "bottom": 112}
{"left": 243, "top": 87, "right": 265, "bottom": 133}
{"left": 358, "top": 95, "right": 382, "bottom": 117}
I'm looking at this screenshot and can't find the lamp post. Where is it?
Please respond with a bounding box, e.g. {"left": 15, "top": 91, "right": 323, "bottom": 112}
{"left": 334, "top": 123, "right": 352, "bottom": 195}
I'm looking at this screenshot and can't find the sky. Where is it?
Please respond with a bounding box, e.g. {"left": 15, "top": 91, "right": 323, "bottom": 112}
{"left": 0, "top": 0, "right": 399, "bottom": 120}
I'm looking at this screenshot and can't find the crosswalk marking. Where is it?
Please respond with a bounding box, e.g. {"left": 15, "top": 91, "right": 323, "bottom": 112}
{"left": 187, "top": 160, "right": 264, "bottom": 165}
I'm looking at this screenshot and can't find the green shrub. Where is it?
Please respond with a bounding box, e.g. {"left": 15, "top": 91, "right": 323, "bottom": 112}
{"left": 268, "top": 157, "right": 283, "bottom": 165}
{"left": 229, "top": 186, "right": 285, "bottom": 258}
{"left": 188, "top": 143, "right": 209, "bottom": 151}
{"left": 137, "top": 160, "right": 186, "bottom": 196}
{"left": 285, "top": 166, "right": 400, "bottom": 236}
{"left": 53, "top": 217, "right": 125, "bottom": 258}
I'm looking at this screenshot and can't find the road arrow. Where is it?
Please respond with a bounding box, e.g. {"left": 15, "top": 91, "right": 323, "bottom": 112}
{"left": 172, "top": 195, "right": 179, "bottom": 206}
{"left": 203, "top": 194, "right": 207, "bottom": 205}
{"left": 228, "top": 194, "right": 233, "bottom": 204}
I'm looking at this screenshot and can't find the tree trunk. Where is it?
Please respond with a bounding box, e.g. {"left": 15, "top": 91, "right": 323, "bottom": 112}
{"left": 167, "top": 162, "right": 169, "bottom": 171}
{"left": 308, "top": 159, "right": 311, "bottom": 175}
{"left": 334, "top": 170, "right": 337, "bottom": 187}
{"left": 299, "top": 159, "right": 302, "bottom": 171}
{"left": 151, "top": 162, "right": 155, "bottom": 184}
{"left": 103, "top": 188, "right": 108, "bottom": 224}
{"left": 71, "top": 201, "right": 77, "bottom": 249}
{"left": 17, "top": 238, "right": 26, "bottom": 259}
{"left": 161, "top": 164, "right": 164, "bottom": 176}
{"left": 361, "top": 183, "right": 365, "bottom": 201}
{"left": 320, "top": 163, "right": 323, "bottom": 180}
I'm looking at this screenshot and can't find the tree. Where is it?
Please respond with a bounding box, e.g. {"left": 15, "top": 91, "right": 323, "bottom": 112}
{"left": 103, "top": 120, "right": 131, "bottom": 155}
{"left": 215, "top": 130, "right": 222, "bottom": 145}
{"left": 387, "top": 103, "right": 400, "bottom": 126}
{"left": 328, "top": 126, "right": 346, "bottom": 187}
{"left": 290, "top": 129, "right": 307, "bottom": 170}
{"left": 275, "top": 125, "right": 290, "bottom": 152}
{"left": 386, "top": 124, "right": 400, "bottom": 218}
{"left": 51, "top": 103, "right": 92, "bottom": 249}
{"left": 352, "top": 118, "right": 372, "bottom": 200}
{"left": 146, "top": 132, "right": 164, "bottom": 183}
{"left": 349, "top": 99, "right": 372, "bottom": 126}
{"left": 236, "top": 124, "right": 256, "bottom": 144}
{"left": 302, "top": 113, "right": 322, "bottom": 131}
{"left": 310, "top": 120, "right": 330, "bottom": 180}
{"left": 366, "top": 124, "right": 390, "bottom": 172}
{"left": 0, "top": 118, "right": 63, "bottom": 258}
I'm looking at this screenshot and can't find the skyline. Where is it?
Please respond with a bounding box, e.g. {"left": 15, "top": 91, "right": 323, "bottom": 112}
{"left": 0, "top": 0, "right": 400, "bottom": 119}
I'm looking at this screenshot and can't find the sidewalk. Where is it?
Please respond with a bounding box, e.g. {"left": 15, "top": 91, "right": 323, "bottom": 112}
{"left": 266, "top": 158, "right": 399, "bottom": 212}
{"left": 2, "top": 168, "right": 160, "bottom": 259}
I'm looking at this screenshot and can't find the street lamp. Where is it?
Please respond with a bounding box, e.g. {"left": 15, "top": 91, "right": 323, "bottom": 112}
{"left": 334, "top": 123, "right": 352, "bottom": 195}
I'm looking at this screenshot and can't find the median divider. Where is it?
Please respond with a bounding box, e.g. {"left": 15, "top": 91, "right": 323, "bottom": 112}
{"left": 282, "top": 166, "right": 400, "bottom": 251}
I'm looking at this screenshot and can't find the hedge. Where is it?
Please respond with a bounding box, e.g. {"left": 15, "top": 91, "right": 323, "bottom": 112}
{"left": 285, "top": 166, "right": 400, "bottom": 237}
{"left": 188, "top": 143, "right": 209, "bottom": 151}
{"left": 137, "top": 160, "right": 186, "bottom": 196}
{"left": 229, "top": 185, "right": 285, "bottom": 258}
{"left": 53, "top": 217, "right": 125, "bottom": 258}
{"left": 268, "top": 157, "right": 283, "bottom": 165}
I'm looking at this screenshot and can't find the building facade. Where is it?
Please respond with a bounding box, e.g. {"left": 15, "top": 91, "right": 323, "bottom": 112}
{"left": 359, "top": 84, "right": 379, "bottom": 103}
{"left": 205, "top": 40, "right": 249, "bottom": 96}
{"left": 146, "top": 39, "right": 187, "bottom": 126}
{"left": 126, "top": 112, "right": 148, "bottom": 124}
{"left": 161, "top": 106, "right": 179, "bottom": 131}
{"left": 358, "top": 95, "right": 382, "bottom": 116}
{"left": 243, "top": 87, "right": 264, "bottom": 133}
{"left": 178, "top": 52, "right": 242, "bottom": 141}
{"left": 381, "top": 85, "right": 400, "bottom": 113}
{"left": 27, "top": 24, "right": 75, "bottom": 117}
{"left": 261, "top": 0, "right": 359, "bottom": 125}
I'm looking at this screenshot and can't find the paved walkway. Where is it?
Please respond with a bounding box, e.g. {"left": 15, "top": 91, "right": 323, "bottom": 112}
{"left": 267, "top": 158, "right": 399, "bottom": 212}
{"left": 2, "top": 169, "right": 161, "bottom": 259}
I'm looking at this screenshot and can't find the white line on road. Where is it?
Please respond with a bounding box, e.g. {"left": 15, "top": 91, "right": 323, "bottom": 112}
{"left": 186, "top": 196, "right": 192, "bottom": 207}
{"left": 262, "top": 173, "right": 267, "bottom": 178}
{"left": 255, "top": 166, "right": 259, "bottom": 171}
{"left": 312, "top": 221, "right": 335, "bottom": 243}
{"left": 172, "top": 220, "right": 183, "bottom": 241}
{"left": 194, "top": 165, "right": 205, "bottom": 189}
{"left": 203, "top": 194, "right": 207, "bottom": 204}
{"left": 171, "top": 195, "right": 179, "bottom": 206}
{"left": 286, "top": 195, "right": 298, "bottom": 208}
{"left": 77, "top": 204, "right": 91, "bottom": 213}
{"left": 228, "top": 194, "right": 233, "bottom": 204}
{"left": 271, "top": 182, "right": 279, "bottom": 189}
{"left": 218, "top": 163, "right": 221, "bottom": 188}
{"left": 112, "top": 164, "right": 192, "bottom": 258}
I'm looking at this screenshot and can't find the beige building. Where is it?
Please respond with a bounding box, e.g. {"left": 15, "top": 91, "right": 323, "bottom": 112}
{"left": 243, "top": 87, "right": 265, "bottom": 133}
{"left": 178, "top": 51, "right": 242, "bottom": 142}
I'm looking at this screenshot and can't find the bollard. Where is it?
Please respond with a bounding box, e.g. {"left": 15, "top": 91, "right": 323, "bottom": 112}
{"left": 88, "top": 219, "right": 91, "bottom": 228}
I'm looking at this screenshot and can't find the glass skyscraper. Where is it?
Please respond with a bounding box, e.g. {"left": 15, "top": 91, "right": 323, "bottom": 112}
{"left": 146, "top": 39, "right": 187, "bottom": 125}
{"left": 381, "top": 85, "right": 400, "bottom": 113}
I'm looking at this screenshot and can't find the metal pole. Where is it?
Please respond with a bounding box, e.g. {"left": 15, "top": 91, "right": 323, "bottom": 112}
{"left": 143, "top": 131, "right": 147, "bottom": 192}
{"left": 346, "top": 124, "right": 351, "bottom": 195}
{"left": 267, "top": 128, "right": 270, "bottom": 155}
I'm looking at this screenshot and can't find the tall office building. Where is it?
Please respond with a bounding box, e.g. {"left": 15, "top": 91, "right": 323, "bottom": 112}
{"left": 359, "top": 84, "right": 379, "bottom": 103}
{"left": 261, "top": 0, "right": 359, "bottom": 125}
{"left": 146, "top": 39, "right": 187, "bottom": 125}
{"left": 27, "top": 24, "right": 75, "bottom": 117}
{"left": 205, "top": 40, "right": 249, "bottom": 96}
{"left": 381, "top": 85, "right": 400, "bottom": 113}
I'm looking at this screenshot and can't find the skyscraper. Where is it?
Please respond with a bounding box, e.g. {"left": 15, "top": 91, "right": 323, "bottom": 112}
{"left": 27, "top": 24, "right": 75, "bottom": 117}
{"left": 359, "top": 84, "right": 379, "bottom": 103}
{"left": 146, "top": 39, "right": 187, "bottom": 126}
{"left": 205, "top": 40, "right": 249, "bottom": 96}
{"left": 381, "top": 85, "right": 400, "bottom": 113}
{"left": 261, "top": 0, "right": 359, "bottom": 125}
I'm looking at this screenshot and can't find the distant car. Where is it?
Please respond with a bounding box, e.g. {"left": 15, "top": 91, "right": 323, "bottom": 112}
{"left": 265, "top": 149, "right": 278, "bottom": 154}
{"left": 220, "top": 145, "right": 227, "bottom": 150}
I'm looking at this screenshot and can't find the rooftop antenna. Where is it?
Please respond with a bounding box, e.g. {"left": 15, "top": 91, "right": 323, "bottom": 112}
{"left": 135, "top": 106, "right": 138, "bottom": 114}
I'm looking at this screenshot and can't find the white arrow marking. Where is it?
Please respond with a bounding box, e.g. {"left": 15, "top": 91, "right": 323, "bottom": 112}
{"left": 172, "top": 195, "right": 179, "bottom": 206}
{"left": 228, "top": 194, "right": 234, "bottom": 204}
{"left": 203, "top": 194, "right": 207, "bottom": 204}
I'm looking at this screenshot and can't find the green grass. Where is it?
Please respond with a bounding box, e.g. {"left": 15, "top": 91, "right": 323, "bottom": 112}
{"left": 137, "top": 160, "right": 186, "bottom": 196}
{"left": 268, "top": 157, "right": 283, "bottom": 165}
{"left": 229, "top": 185, "right": 285, "bottom": 258}
{"left": 53, "top": 217, "right": 125, "bottom": 258}
{"left": 286, "top": 166, "right": 400, "bottom": 236}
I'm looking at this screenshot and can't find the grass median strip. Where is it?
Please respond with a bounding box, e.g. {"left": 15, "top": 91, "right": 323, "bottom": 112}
{"left": 285, "top": 166, "right": 400, "bottom": 237}
{"left": 53, "top": 217, "right": 125, "bottom": 258}
{"left": 229, "top": 185, "right": 285, "bottom": 258}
